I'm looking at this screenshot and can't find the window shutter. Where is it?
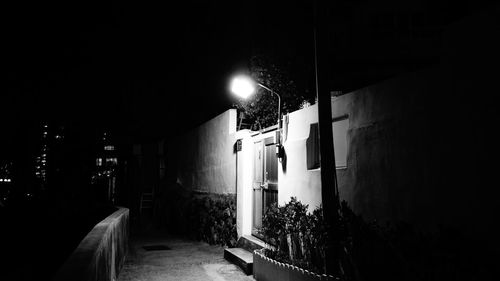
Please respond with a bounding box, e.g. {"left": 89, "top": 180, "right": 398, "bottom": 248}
{"left": 306, "top": 123, "right": 320, "bottom": 169}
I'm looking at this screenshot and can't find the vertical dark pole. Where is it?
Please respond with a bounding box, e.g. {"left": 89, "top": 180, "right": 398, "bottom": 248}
{"left": 313, "top": 0, "right": 340, "bottom": 276}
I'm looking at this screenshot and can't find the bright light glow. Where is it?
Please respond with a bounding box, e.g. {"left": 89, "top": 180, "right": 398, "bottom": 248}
{"left": 230, "top": 75, "right": 256, "bottom": 99}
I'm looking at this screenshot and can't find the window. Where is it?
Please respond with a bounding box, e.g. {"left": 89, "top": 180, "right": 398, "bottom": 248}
{"left": 306, "top": 117, "right": 349, "bottom": 170}
{"left": 332, "top": 118, "right": 349, "bottom": 168}
{"left": 306, "top": 123, "right": 320, "bottom": 169}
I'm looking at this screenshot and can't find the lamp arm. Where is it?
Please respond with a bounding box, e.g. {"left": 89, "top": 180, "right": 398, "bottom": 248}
{"left": 257, "top": 83, "right": 282, "bottom": 145}
{"left": 257, "top": 83, "right": 281, "bottom": 124}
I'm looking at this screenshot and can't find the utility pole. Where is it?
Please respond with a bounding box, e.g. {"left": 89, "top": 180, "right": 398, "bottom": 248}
{"left": 313, "top": 0, "right": 340, "bottom": 276}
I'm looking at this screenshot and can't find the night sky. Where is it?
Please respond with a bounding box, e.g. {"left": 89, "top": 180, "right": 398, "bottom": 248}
{"left": 4, "top": 0, "right": 315, "bottom": 145}
{"left": 3, "top": 0, "right": 493, "bottom": 149}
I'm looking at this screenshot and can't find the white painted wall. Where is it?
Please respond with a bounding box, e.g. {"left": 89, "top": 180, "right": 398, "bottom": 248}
{"left": 235, "top": 129, "right": 253, "bottom": 237}
{"left": 279, "top": 104, "right": 322, "bottom": 212}
{"left": 235, "top": 102, "right": 350, "bottom": 237}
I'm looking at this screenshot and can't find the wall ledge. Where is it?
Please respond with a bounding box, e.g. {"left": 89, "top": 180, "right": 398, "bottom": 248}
{"left": 52, "top": 207, "right": 129, "bottom": 281}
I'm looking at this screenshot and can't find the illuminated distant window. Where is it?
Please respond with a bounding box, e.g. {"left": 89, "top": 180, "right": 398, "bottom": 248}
{"left": 106, "top": 158, "right": 118, "bottom": 165}
{"left": 96, "top": 158, "right": 103, "bottom": 166}
{"left": 104, "top": 145, "right": 115, "bottom": 151}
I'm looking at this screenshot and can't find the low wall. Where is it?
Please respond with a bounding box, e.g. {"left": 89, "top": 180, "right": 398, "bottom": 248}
{"left": 52, "top": 207, "right": 129, "bottom": 281}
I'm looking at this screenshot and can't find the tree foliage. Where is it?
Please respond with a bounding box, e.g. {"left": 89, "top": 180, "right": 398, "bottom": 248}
{"left": 233, "top": 55, "right": 314, "bottom": 130}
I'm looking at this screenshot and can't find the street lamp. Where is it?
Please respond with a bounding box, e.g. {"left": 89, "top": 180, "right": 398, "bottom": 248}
{"left": 230, "top": 74, "right": 283, "bottom": 156}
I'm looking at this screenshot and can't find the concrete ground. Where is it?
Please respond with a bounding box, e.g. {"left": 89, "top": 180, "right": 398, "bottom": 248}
{"left": 118, "top": 216, "right": 255, "bottom": 281}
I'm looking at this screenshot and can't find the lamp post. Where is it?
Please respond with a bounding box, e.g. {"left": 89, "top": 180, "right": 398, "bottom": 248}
{"left": 230, "top": 75, "right": 282, "bottom": 154}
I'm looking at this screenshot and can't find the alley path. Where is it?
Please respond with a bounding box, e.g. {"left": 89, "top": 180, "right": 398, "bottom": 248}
{"left": 118, "top": 231, "right": 255, "bottom": 281}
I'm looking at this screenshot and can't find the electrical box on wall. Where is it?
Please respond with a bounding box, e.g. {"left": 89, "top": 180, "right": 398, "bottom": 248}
{"left": 235, "top": 139, "right": 242, "bottom": 152}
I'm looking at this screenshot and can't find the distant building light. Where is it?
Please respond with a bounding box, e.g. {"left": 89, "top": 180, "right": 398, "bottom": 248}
{"left": 104, "top": 145, "right": 115, "bottom": 151}
{"left": 106, "top": 158, "right": 118, "bottom": 165}
{"left": 96, "top": 158, "right": 103, "bottom": 166}
{"left": 0, "top": 179, "right": 3, "bottom": 182}
{"left": 55, "top": 135, "right": 62, "bottom": 139}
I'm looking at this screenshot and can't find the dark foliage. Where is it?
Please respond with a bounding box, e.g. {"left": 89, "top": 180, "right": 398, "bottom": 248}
{"left": 233, "top": 55, "right": 314, "bottom": 130}
{"left": 260, "top": 197, "right": 498, "bottom": 280}
{"left": 261, "top": 197, "right": 328, "bottom": 274}
{"left": 339, "top": 200, "right": 499, "bottom": 281}
{"left": 188, "top": 194, "right": 238, "bottom": 248}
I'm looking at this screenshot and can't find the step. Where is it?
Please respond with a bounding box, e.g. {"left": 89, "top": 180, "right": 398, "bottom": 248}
{"left": 237, "top": 235, "right": 266, "bottom": 253}
{"left": 224, "top": 247, "right": 253, "bottom": 275}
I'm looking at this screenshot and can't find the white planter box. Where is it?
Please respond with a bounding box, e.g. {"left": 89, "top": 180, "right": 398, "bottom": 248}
{"left": 253, "top": 249, "right": 338, "bottom": 281}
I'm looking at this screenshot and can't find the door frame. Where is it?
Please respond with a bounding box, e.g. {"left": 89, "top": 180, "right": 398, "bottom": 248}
{"left": 252, "top": 136, "right": 279, "bottom": 238}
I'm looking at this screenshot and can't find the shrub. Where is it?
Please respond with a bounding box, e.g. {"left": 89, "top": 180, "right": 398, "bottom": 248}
{"left": 261, "top": 197, "right": 329, "bottom": 274}
{"left": 188, "top": 194, "right": 238, "bottom": 248}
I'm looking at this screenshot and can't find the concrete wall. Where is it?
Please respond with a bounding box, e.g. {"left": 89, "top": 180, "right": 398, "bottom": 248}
{"left": 235, "top": 129, "right": 253, "bottom": 237}
{"left": 53, "top": 207, "right": 129, "bottom": 281}
{"left": 333, "top": 6, "right": 500, "bottom": 249}
{"left": 272, "top": 8, "right": 500, "bottom": 253}
{"left": 333, "top": 65, "right": 499, "bottom": 240}
{"left": 165, "top": 109, "right": 238, "bottom": 194}
{"left": 279, "top": 105, "right": 322, "bottom": 211}
{"left": 332, "top": 68, "right": 441, "bottom": 227}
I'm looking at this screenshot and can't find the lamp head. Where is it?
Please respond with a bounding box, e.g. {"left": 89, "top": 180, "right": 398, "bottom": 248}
{"left": 230, "top": 75, "right": 256, "bottom": 99}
